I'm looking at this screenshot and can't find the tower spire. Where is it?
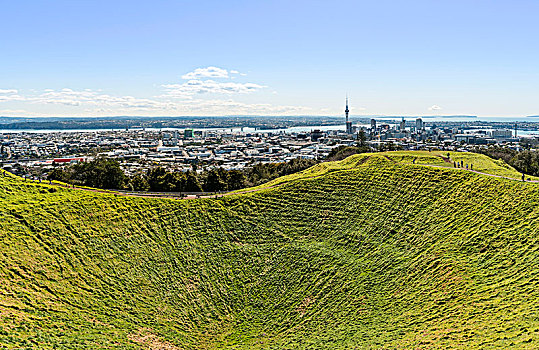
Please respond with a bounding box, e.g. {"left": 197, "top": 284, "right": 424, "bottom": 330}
{"left": 345, "top": 96, "right": 352, "bottom": 134}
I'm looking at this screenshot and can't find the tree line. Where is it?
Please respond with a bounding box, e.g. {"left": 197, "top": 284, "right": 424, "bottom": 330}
{"left": 473, "top": 145, "right": 539, "bottom": 176}
{"left": 47, "top": 157, "right": 319, "bottom": 192}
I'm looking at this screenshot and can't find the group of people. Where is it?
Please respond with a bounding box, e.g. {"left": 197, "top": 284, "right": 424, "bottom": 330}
{"left": 18, "top": 174, "right": 55, "bottom": 185}
{"left": 1, "top": 169, "right": 80, "bottom": 187}
{"left": 453, "top": 160, "right": 473, "bottom": 171}
{"left": 409, "top": 153, "right": 475, "bottom": 171}
{"left": 448, "top": 154, "right": 530, "bottom": 182}
{"left": 21, "top": 174, "right": 45, "bottom": 183}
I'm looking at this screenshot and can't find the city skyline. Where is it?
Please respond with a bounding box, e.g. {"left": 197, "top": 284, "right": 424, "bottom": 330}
{"left": 2, "top": 0, "right": 539, "bottom": 118}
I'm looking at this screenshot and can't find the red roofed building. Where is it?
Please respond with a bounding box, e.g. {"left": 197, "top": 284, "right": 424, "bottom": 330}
{"left": 53, "top": 157, "right": 85, "bottom": 163}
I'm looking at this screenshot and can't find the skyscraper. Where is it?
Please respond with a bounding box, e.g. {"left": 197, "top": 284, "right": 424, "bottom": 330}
{"left": 371, "top": 118, "right": 377, "bottom": 131}
{"left": 345, "top": 97, "right": 352, "bottom": 134}
{"left": 416, "top": 118, "right": 424, "bottom": 131}
{"left": 400, "top": 117, "right": 406, "bottom": 132}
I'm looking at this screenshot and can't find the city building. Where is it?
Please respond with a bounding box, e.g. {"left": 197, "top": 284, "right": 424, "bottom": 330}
{"left": 491, "top": 129, "right": 513, "bottom": 139}
{"left": 184, "top": 129, "right": 194, "bottom": 138}
{"left": 310, "top": 129, "right": 324, "bottom": 142}
{"left": 416, "top": 118, "right": 424, "bottom": 131}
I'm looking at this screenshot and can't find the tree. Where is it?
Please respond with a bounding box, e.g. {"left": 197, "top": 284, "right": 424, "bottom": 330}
{"left": 51, "top": 158, "right": 127, "bottom": 189}
{"left": 184, "top": 171, "right": 202, "bottom": 192}
{"left": 47, "top": 167, "right": 71, "bottom": 183}
{"left": 247, "top": 163, "right": 272, "bottom": 185}
{"left": 227, "top": 170, "right": 246, "bottom": 190}
{"left": 357, "top": 130, "right": 367, "bottom": 147}
{"left": 129, "top": 174, "right": 150, "bottom": 191}
{"left": 511, "top": 151, "right": 539, "bottom": 176}
{"left": 92, "top": 158, "right": 127, "bottom": 189}
{"left": 473, "top": 145, "right": 516, "bottom": 164}
{"left": 162, "top": 171, "right": 181, "bottom": 192}
{"left": 473, "top": 146, "right": 539, "bottom": 177}
{"left": 204, "top": 169, "right": 227, "bottom": 192}
{"left": 146, "top": 167, "right": 168, "bottom": 191}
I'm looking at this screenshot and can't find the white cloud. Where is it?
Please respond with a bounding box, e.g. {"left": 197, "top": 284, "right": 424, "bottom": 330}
{"left": 2, "top": 87, "right": 277, "bottom": 114}
{"left": 180, "top": 66, "right": 246, "bottom": 80}
{"left": 0, "top": 67, "right": 311, "bottom": 116}
{"left": 162, "top": 80, "right": 265, "bottom": 98}
{"left": 429, "top": 105, "right": 442, "bottom": 111}
{"left": 181, "top": 66, "right": 230, "bottom": 79}
{"left": 0, "top": 89, "right": 18, "bottom": 94}
{"left": 170, "top": 98, "right": 312, "bottom": 115}
{"left": 30, "top": 89, "right": 175, "bottom": 110}
{"left": 0, "top": 89, "right": 25, "bottom": 102}
{"left": 0, "top": 109, "right": 30, "bottom": 116}
{"left": 164, "top": 66, "right": 260, "bottom": 98}
{"left": 0, "top": 88, "right": 314, "bottom": 116}
{"left": 1, "top": 91, "right": 311, "bottom": 116}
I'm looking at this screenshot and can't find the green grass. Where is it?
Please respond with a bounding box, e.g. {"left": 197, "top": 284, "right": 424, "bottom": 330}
{"left": 0, "top": 151, "right": 538, "bottom": 349}
{"left": 380, "top": 150, "right": 539, "bottom": 180}
{"left": 232, "top": 151, "right": 535, "bottom": 194}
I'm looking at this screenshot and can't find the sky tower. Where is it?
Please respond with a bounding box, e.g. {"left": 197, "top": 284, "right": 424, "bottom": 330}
{"left": 345, "top": 97, "right": 352, "bottom": 134}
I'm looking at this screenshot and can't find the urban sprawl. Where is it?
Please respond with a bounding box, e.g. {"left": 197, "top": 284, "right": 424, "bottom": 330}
{"left": 1, "top": 114, "right": 531, "bottom": 179}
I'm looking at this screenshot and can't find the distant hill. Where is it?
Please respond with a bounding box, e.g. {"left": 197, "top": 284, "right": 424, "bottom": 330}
{"left": 374, "top": 115, "right": 477, "bottom": 119}
{"left": 0, "top": 151, "right": 537, "bottom": 349}
{"left": 0, "top": 116, "right": 344, "bottom": 130}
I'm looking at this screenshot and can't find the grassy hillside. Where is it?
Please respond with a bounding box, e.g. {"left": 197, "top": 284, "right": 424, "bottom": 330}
{"left": 234, "top": 150, "right": 535, "bottom": 194}
{"left": 0, "top": 151, "right": 538, "bottom": 349}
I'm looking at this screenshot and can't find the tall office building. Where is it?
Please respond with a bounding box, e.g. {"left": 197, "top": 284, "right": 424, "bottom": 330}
{"left": 400, "top": 117, "right": 406, "bottom": 131}
{"left": 371, "top": 118, "right": 377, "bottom": 130}
{"left": 416, "top": 118, "right": 424, "bottom": 131}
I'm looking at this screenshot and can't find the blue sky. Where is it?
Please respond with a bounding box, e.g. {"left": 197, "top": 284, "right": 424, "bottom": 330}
{"left": 1, "top": 0, "right": 538, "bottom": 117}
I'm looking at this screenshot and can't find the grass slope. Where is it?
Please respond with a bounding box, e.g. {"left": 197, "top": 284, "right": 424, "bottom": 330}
{"left": 0, "top": 151, "right": 538, "bottom": 349}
